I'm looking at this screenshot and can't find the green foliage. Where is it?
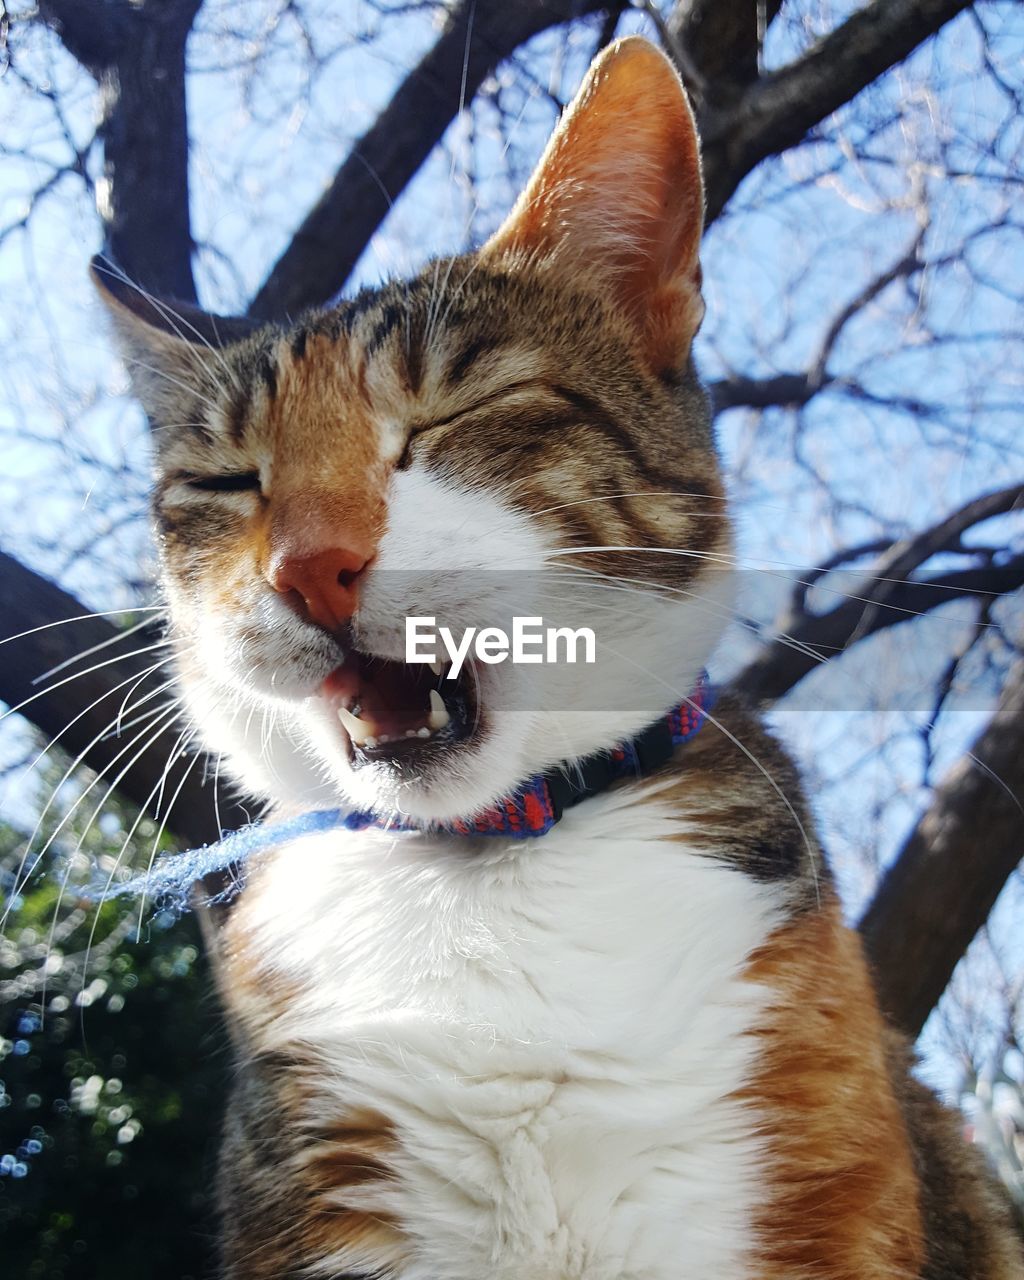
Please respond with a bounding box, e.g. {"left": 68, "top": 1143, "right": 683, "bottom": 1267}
{"left": 0, "top": 764, "right": 227, "bottom": 1279}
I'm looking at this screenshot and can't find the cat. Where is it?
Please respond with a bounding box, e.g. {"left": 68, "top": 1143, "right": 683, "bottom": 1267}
{"left": 93, "top": 35, "right": 1022, "bottom": 1280}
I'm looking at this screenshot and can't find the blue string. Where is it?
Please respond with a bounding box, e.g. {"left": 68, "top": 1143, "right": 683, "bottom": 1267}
{"left": 92, "top": 808, "right": 359, "bottom": 916}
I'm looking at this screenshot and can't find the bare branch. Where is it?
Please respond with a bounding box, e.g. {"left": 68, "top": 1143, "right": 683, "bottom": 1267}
{"left": 730, "top": 484, "right": 1024, "bottom": 705}
{"left": 709, "top": 370, "right": 826, "bottom": 414}
{"left": 666, "top": 0, "right": 784, "bottom": 103}
{"left": 808, "top": 226, "right": 927, "bottom": 386}
{"left": 250, "top": 0, "right": 606, "bottom": 319}
{"left": 860, "top": 660, "right": 1024, "bottom": 1038}
{"left": 37, "top": 0, "right": 202, "bottom": 300}
{"left": 700, "top": 0, "right": 973, "bottom": 223}
{"left": 709, "top": 227, "right": 929, "bottom": 414}
{"left": 879, "top": 484, "right": 1024, "bottom": 572}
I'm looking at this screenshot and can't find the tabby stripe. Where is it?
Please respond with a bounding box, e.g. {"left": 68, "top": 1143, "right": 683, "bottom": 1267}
{"left": 226, "top": 383, "right": 253, "bottom": 443}
{"left": 404, "top": 378, "right": 560, "bottom": 438}
{"left": 257, "top": 348, "right": 279, "bottom": 401}
{"left": 548, "top": 383, "right": 705, "bottom": 497}
{"left": 445, "top": 335, "right": 501, "bottom": 386}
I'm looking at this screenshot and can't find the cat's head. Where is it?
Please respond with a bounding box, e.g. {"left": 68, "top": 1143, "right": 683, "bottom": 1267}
{"left": 94, "top": 37, "right": 733, "bottom": 823}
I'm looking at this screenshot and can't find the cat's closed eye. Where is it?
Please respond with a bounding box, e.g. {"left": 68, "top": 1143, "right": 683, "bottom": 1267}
{"left": 183, "top": 472, "right": 262, "bottom": 494}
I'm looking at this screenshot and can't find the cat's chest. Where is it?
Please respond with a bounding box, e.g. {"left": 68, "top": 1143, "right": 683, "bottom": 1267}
{"left": 224, "top": 791, "right": 785, "bottom": 1280}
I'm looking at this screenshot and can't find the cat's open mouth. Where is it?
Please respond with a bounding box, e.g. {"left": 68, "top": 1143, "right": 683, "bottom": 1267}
{"left": 323, "top": 650, "right": 477, "bottom": 768}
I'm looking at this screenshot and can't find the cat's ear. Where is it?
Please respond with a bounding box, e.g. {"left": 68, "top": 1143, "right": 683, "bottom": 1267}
{"left": 90, "top": 256, "right": 260, "bottom": 424}
{"left": 483, "top": 37, "right": 704, "bottom": 374}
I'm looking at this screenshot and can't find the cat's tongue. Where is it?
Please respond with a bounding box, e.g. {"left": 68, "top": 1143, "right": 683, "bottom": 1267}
{"left": 323, "top": 655, "right": 451, "bottom": 750}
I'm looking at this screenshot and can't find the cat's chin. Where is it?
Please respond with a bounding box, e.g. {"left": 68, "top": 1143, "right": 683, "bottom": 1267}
{"left": 302, "top": 688, "right": 531, "bottom": 826}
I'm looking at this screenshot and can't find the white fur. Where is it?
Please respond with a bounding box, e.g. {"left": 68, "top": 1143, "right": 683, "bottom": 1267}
{"left": 184, "top": 463, "right": 735, "bottom": 825}
{"left": 238, "top": 781, "right": 785, "bottom": 1280}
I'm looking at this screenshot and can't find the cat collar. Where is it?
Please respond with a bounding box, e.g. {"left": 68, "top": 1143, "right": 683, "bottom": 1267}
{"left": 344, "top": 670, "right": 714, "bottom": 841}
{"left": 99, "top": 673, "right": 713, "bottom": 911}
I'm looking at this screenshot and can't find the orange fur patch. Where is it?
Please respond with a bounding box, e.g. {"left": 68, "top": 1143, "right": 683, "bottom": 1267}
{"left": 743, "top": 900, "right": 925, "bottom": 1278}
{"left": 485, "top": 37, "right": 705, "bottom": 372}
{"left": 260, "top": 331, "right": 390, "bottom": 575}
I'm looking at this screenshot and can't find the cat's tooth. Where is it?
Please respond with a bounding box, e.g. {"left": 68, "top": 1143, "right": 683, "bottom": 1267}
{"left": 429, "top": 659, "right": 444, "bottom": 677}
{"left": 428, "top": 689, "right": 450, "bottom": 732}
{"left": 338, "top": 705, "right": 374, "bottom": 745}
{"left": 416, "top": 726, "right": 431, "bottom": 739}
{"left": 405, "top": 729, "right": 418, "bottom": 739}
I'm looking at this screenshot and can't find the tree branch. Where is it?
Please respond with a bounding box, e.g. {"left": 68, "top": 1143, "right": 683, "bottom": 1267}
{"left": 700, "top": 0, "right": 973, "bottom": 223}
{"left": 36, "top": 0, "right": 130, "bottom": 74}
{"left": 252, "top": 0, "right": 970, "bottom": 311}
{"left": 250, "top": 0, "right": 605, "bottom": 319}
{"left": 859, "top": 660, "right": 1024, "bottom": 1038}
{"left": 0, "top": 550, "right": 248, "bottom": 850}
{"left": 666, "top": 0, "right": 783, "bottom": 103}
{"left": 8, "top": 0, "right": 1022, "bottom": 1043}
{"left": 731, "top": 484, "right": 1024, "bottom": 705}
{"left": 709, "top": 228, "right": 927, "bottom": 414}
{"left": 38, "top": 0, "right": 201, "bottom": 300}
{"left": 709, "top": 370, "right": 827, "bottom": 414}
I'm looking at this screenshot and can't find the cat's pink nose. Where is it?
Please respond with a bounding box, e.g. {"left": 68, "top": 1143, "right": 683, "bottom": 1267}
{"left": 270, "top": 546, "right": 371, "bottom": 631}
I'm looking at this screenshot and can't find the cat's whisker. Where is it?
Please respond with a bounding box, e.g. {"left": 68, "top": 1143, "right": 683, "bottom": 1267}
{"left": 537, "top": 564, "right": 790, "bottom": 636}
{"left": 146, "top": 715, "right": 195, "bottom": 835}
{"left": 539, "top": 568, "right": 836, "bottom": 671}
{"left": 241, "top": 695, "right": 260, "bottom": 738}
{"left": 962, "top": 749, "right": 1024, "bottom": 820}
{"left": 434, "top": 252, "right": 482, "bottom": 340}
{"left": 543, "top": 545, "right": 1011, "bottom": 629}
{"left": 256, "top": 704, "right": 285, "bottom": 784}
{"left": 133, "top": 727, "right": 204, "bottom": 941}
{"left": 120, "top": 353, "right": 223, "bottom": 417}
{"left": 598, "top": 636, "right": 822, "bottom": 907}
{"left": 5, "top": 660, "right": 178, "bottom": 811}
{"left": 104, "top": 692, "right": 183, "bottom": 742}
{"left": 18, "top": 691, "right": 182, "bottom": 868}
{"left": 1, "top": 663, "right": 182, "bottom": 909}
{"left": 545, "top": 542, "right": 735, "bottom": 565}
{"left": 211, "top": 751, "right": 229, "bottom": 841}
{"left": 532, "top": 489, "right": 733, "bottom": 518}
{"left": 113, "top": 647, "right": 188, "bottom": 736}
{"left": 536, "top": 579, "right": 836, "bottom": 699}
{"left": 77, "top": 713, "right": 202, "bottom": 1012}
{"left": 20, "top": 671, "right": 179, "bottom": 842}
{"left": 2, "top": 697, "right": 184, "bottom": 932}
{"left": 466, "top": 655, "right": 483, "bottom": 741}
{"left": 0, "top": 604, "right": 165, "bottom": 654}
{"left": 32, "top": 619, "right": 171, "bottom": 686}
{"left": 544, "top": 570, "right": 1005, "bottom": 847}
{"left": 423, "top": 257, "right": 446, "bottom": 359}
{"left": 0, "top": 639, "right": 184, "bottom": 729}
{"left": 40, "top": 853, "right": 79, "bottom": 1026}
{"left": 428, "top": 259, "right": 463, "bottom": 354}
